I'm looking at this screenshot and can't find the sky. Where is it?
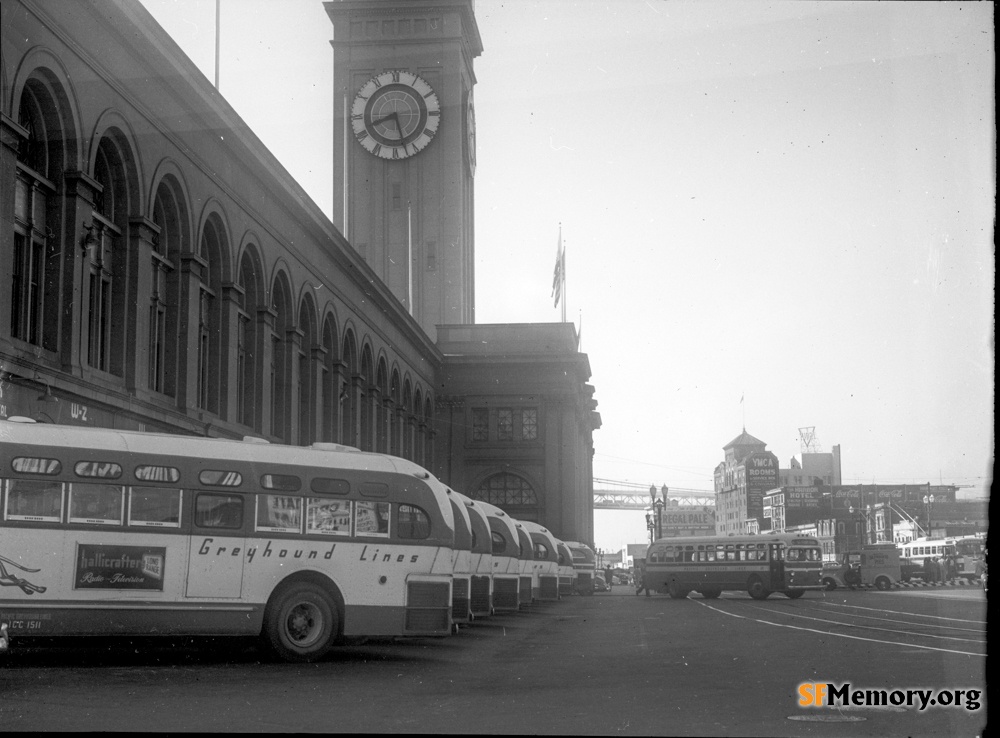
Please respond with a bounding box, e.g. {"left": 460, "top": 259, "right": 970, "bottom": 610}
{"left": 137, "top": 0, "right": 994, "bottom": 553}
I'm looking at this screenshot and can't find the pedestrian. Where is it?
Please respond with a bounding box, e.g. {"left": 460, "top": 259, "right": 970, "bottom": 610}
{"left": 605, "top": 567, "right": 614, "bottom": 589}
{"left": 635, "top": 559, "right": 651, "bottom": 597}
{"left": 922, "top": 555, "right": 934, "bottom": 583}
{"left": 944, "top": 555, "right": 957, "bottom": 581}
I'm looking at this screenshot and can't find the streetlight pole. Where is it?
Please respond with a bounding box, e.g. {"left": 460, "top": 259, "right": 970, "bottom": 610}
{"left": 923, "top": 494, "right": 935, "bottom": 537}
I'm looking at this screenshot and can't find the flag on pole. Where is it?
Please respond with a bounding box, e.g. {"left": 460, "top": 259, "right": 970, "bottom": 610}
{"left": 551, "top": 228, "right": 565, "bottom": 309}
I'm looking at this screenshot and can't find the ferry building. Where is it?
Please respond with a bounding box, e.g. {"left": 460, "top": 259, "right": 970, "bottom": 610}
{"left": 0, "top": 0, "right": 600, "bottom": 544}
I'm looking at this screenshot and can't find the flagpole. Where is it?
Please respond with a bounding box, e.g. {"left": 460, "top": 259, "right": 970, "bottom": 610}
{"left": 561, "top": 238, "right": 567, "bottom": 323}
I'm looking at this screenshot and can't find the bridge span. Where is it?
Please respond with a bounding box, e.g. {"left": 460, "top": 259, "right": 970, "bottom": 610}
{"left": 593, "top": 478, "right": 716, "bottom": 510}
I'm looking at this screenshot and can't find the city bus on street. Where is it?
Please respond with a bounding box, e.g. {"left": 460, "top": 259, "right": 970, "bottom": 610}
{"left": 899, "top": 536, "right": 985, "bottom": 580}
{"left": 454, "top": 492, "right": 494, "bottom": 619}
{"left": 644, "top": 534, "right": 824, "bottom": 600}
{"left": 0, "top": 418, "right": 455, "bottom": 662}
{"left": 564, "top": 541, "right": 596, "bottom": 595}
{"left": 519, "top": 520, "right": 561, "bottom": 601}
{"left": 475, "top": 501, "right": 521, "bottom": 613}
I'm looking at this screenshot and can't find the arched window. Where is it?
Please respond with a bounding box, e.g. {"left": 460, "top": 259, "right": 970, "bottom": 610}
{"left": 11, "top": 82, "right": 59, "bottom": 352}
{"left": 237, "top": 250, "right": 263, "bottom": 431}
{"left": 88, "top": 137, "right": 128, "bottom": 376}
{"left": 150, "top": 178, "right": 186, "bottom": 397}
{"left": 197, "top": 215, "right": 226, "bottom": 415}
{"left": 471, "top": 472, "right": 539, "bottom": 521}
{"left": 270, "top": 276, "right": 293, "bottom": 441}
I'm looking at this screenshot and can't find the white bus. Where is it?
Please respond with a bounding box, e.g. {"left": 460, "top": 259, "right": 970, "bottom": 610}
{"left": 445, "top": 490, "right": 475, "bottom": 627}
{"left": 555, "top": 541, "right": 577, "bottom": 597}
{"left": 453, "top": 491, "right": 494, "bottom": 619}
{"left": 475, "top": 501, "right": 521, "bottom": 613}
{"left": 563, "top": 541, "right": 597, "bottom": 595}
{"left": 0, "top": 419, "right": 455, "bottom": 661}
{"left": 899, "top": 536, "right": 985, "bottom": 579}
{"left": 513, "top": 523, "right": 536, "bottom": 606}
{"left": 644, "top": 534, "right": 824, "bottom": 600}
{"left": 518, "top": 520, "right": 561, "bottom": 601}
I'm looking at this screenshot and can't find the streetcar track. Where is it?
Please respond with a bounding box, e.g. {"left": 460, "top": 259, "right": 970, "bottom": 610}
{"left": 797, "top": 604, "right": 985, "bottom": 634}
{"left": 695, "top": 600, "right": 986, "bottom": 658}
{"left": 811, "top": 600, "right": 987, "bottom": 625}
{"left": 734, "top": 605, "right": 985, "bottom": 644}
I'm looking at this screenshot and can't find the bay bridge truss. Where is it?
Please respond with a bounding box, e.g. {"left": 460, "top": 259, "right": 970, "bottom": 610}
{"left": 593, "top": 478, "right": 716, "bottom": 510}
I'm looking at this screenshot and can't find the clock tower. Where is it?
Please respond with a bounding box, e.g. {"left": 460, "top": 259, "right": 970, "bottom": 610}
{"left": 325, "top": 0, "right": 482, "bottom": 338}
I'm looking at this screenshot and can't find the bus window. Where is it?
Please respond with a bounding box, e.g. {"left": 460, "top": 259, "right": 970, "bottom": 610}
{"left": 256, "top": 494, "right": 303, "bottom": 533}
{"left": 355, "top": 500, "right": 390, "bottom": 537}
{"left": 491, "top": 530, "right": 506, "bottom": 555}
{"left": 306, "top": 498, "right": 351, "bottom": 535}
{"left": 534, "top": 542, "right": 550, "bottom": 559}
{"left": 198, "top": 470, "right": 243, "bottom": 487}
{"left": 260, "top": 474, "right": 301, "bottom": 492}
{"left": 68, "top": 482, "right": 124, "bottom": 525}
{"left": 310, "top": 478, "right": 350, "bottom": 496}
{"left": 5, "top": 478, "right": 63, "bottom": 522}
{"left": 706, "top": 549, "right": 716, "bottom": 562}
{"left": 398, "top": 504, "right": 431, "bottom": 539}
{"left": 195, "top": 493, "right": 243, "bottom": 529}
{"left": 128, "top": 487, "right": 181, "bottom": 527}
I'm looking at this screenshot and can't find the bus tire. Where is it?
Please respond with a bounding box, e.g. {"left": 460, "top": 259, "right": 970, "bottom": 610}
{"left": 782, "top": 590, "right": 804, "bottom": 599}
{"left": 874, "top": 576, "right": 892, "bottom": 591}
{"left": 264, "top": 582, "right": 339, "bottom": 663}
{"left": 747, "top": 576, "right": 770, "bottom": 600}
{"left": 667, "top": 582, "right": 689, "bottom": 599}
{"left": 821, "top": 577, "right": 838, "bottom": 591}
{"left": 700, "top": 588, "right": 722, "bottom": 599}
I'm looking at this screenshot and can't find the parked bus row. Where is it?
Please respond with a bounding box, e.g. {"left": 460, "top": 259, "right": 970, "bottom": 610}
{"left": 0, "top": 419, "right": 596, "bottom": 662}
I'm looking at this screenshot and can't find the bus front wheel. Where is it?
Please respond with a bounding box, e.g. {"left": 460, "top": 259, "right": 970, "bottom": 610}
{"left": 700, "top": 588, "right": 722, "bottom": 599}
{"left": 747, "top": 577, "right": 771, "bottom": 600}
{"left": 874, "top": 576, "right": 892, "bottom": 591}
{"left": 264, "top": 582, "right": 339, "bottom": 663}
{"left": 782, "top": 590, "right": 804, "bottom": 599}
{"left": 667, "top": 582, "right": 690, "bottom": 599}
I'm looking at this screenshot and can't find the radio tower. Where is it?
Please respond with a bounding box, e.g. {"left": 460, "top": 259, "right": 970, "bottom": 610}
{"left": 798, "top": 427, "right": 822, "bottom": 454}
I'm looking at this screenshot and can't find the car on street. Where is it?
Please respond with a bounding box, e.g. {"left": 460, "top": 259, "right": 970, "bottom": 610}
{"left": 593, "top": 574, "right": 610, "bottom": 592}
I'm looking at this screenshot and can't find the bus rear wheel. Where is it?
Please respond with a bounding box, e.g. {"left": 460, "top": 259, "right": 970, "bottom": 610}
{"left": 874, "top": 576, "right": 892, "bottom": 591}
{"left": 264, "top": 582, "right": 339, "bottom": 663}
{"left": 667, "top": 582, "right": 690, "bottom": 599}
{"left": 747, "top": 576, "right": 771, "bottom": 600}
{"left": 782, "top": 590, "right": 804, "bottom": 599}
{"left": 699, "top": 588, "right": 722, "bottom": 599}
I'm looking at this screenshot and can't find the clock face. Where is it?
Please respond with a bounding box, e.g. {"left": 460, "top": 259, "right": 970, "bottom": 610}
{"left": 466, "top": 91, "right": 476, "bottom": 176}
{"left": 351, "top": 71, "right": 441, "bottom": 160}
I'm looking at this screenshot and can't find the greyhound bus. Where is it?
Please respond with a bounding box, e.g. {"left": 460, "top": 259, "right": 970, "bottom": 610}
{"left": 475, "top": 501, "right": 521, "bottom": 613}
{"left": 564, "top": 541, "right": 597, "bottom": 595}
{"left": 0, "top": 418, "right": 455, "bottom": 661}
{"left": 644, "top": 534, "right": 824, "bottom": 600}
{"left": 519, "top": 520, "right": 561, "bottom": 601}
{"left": 446, "top": 490, "right": 475, "bottom": 627}
{"left": 454, "top": 492, "right": 494, "bottom": 618}
{"left": 555, "top": 541, "right": 577, "bottom": 597}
